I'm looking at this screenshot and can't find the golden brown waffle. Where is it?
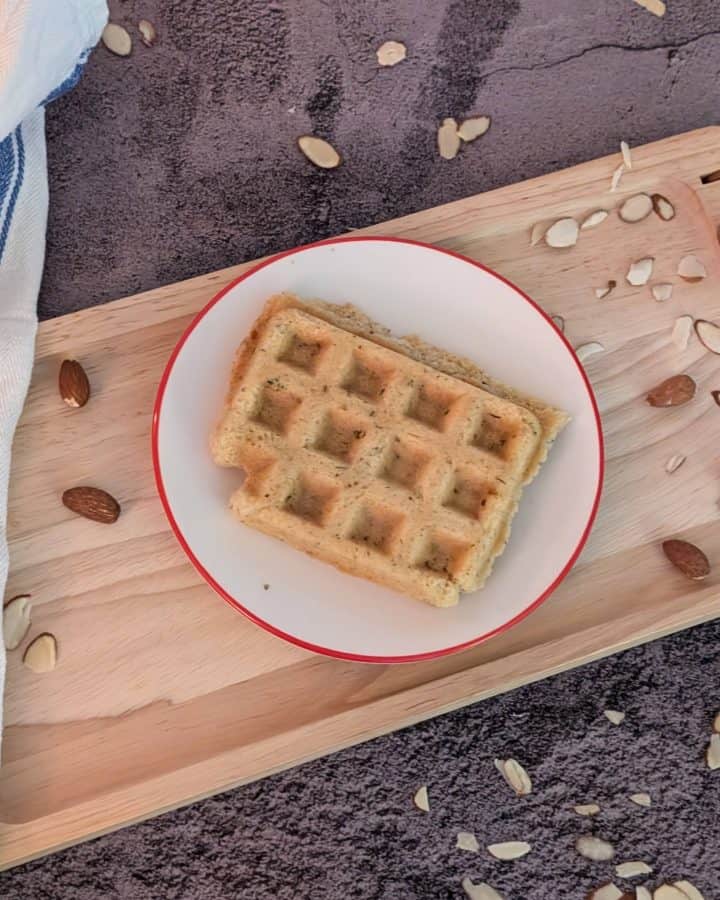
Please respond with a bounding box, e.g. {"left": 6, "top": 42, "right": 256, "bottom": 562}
{"left": 212, "top": 297, "right": 562, "bottom": 607}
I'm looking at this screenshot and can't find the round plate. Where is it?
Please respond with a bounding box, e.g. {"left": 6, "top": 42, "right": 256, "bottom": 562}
{"left": 153, "top": 237, "right": 603, "bottom": 663}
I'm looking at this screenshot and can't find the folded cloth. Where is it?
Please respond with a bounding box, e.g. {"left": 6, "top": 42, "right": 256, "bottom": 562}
{"left": 0, "top": 0, "right": 107, "bottom": 751}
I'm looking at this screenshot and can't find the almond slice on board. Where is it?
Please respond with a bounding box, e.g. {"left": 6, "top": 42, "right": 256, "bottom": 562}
{"left": 637, "top": 889, "right": 652, "bottom": 900}
{"left": 575, "top": 342, "right": 605, "bottom": 363}
{"left": 633, "top": 0, "right": 666, "bottom": 16}
{"left": 438, "top": 118, "right": 461, "bottom": 160}
{"left": 694, "top": 320, "right": 720, "bottom": 354}
{"left": 588, "top": 885, "right": 623, "bottom": 900}
{"left": 530, "top": 222, "right": 547, "bottom": 246}
{"left": 545, "top": 217, "right": 579, "bottom": 248}
{"left": 376, "top": 40, "right": 407, "bottom": 66}
{"left": 456, "top": 831, "right": 480, "bottom": 853}
{"left": 652, "top": 283, "right": 673, "bottom": 302}
{"left": 581, "top": 209, "right": 609, "bottom": 230}
{"left": 487, "top": 841, "right": 531, "bottom": 860}
{"left": 23, "top": 633, "right": 57, "bottom": 673}
{"left": 494, "top": 758, "right": 532, "bottom": 795}
{"left": 595, "top": 281, "right": 616, "bottom": 299}
{"left": 3, "top": 594, "right": 32, "bottom": 650}
{"left": 616, "top": 862, "right": 652, "bottom": 878}
{"left": 706, "top": 733, "right": 720, "bottom": 769}
{"left": 655, "top": 887, "right": 692, "bottom": 900}
{"left": 673, "top": 880, "right": 706, "bottom": 900}
{"left": 646, "top": 375, "right": 696, "bottom": 407}
{"left": 576, "top": 836, "right": 615, "bottom": 861}
{"left": 610, "top": 163, "right": 625, "bottom": 192}
{"left": 101, "top": 22, "right": 132, "bottom": 56}
{"left": 672, "top": 316, "right": 693, "bottom": 351}
{"left": 652, "top": 194, "right": 675, "bottom": 221}
{"left": 662, "top": 539, "right": 710, "bottom": 581}
{"left": 665, "top": 455, "right": 686, "bottom": 475}
{"left": 604, "top": 709, "right": 625, "bottom": 725}
{"left": 621, "top": 141, "right": 633, "bottom": 169}
{"left": 619, "top": 193, "right": 652, "bottom": 223}
{"left": 457, "top": 116, "right": 491, "bottom": 142}
{"left": 297, "top": 135, "right": 341, "bottom": 169}
{"left": 413, "top": 785, "right": 429, "bottom": 811}
{"left": 626, "top": 257, "right": 654, "bottom": 286}
{"left": 461, "top": 878, "right": 505, "bottom": 900}
{"left": 629, "top": 792, "right": 652, "bottom": 807}
{"left": 574, "top": 803, "right": 600, "bottom": 816}
{"left": 677, "top": 255, "right": 706, "bottom": 282}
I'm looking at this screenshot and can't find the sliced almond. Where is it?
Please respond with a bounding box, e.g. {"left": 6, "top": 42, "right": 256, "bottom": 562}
{"left": 138, "top": 19, "right": 157, "bottom": 47}
{"left": 713, "top": 711, "right": 720, "bottom": 732}
{"left": 575, "top": 342, "right": 605, "bottom": 363}
{"left": 297, "top": 135, "right": 341, "bottom": 169}
{"left": 595, "top": 280, "right": 617, "bottom": 299}
{"left": 23, "top": 633, "right": 57, "bottom": 673}
{"left": 376, "top": 40, "right": 407, "bottom": 66}
{"left": 621, "top": 141, "right": 633, "bottom": 169}
{"left": 545, "top": 217, "right": 579, "bottom": 248}
{"left": 588, "top": 886, "right": 623, "bottom": 900}
{"left": 619, "top": 193, "right": 652, "bottom": 223}
{"left": 487, "top": 841, "right": 531, "bottom": 860}
{"left": 652, "top": 193, "right": 675, "bottom": 221}
{"left": 581, "top": 209, "right": 609, "bottom": 230}
{"left": 577, "top": 835, "right": 615, "bottom": 861}
{"left": 457, "top": 116, "right": 491, "bottom": 142}
{"left": 604, "top": 709, "right": 625, "bottom": 725}
{"left": 550, "top": 314, "right": 565, "bottom": 332}
{"left": 629, "top": 792, "right": 652, "bottom": 807}
{"left": 3, "top": 594, "right": 32, "bottom": 650}
{"left": 633, "top": 0, "right": 666, "bottom": 16}
{"left": 637, "top": 889, "right": 653, "bottom": 900}
{"left": 662, "top": 539, "right": 710, "bottom": 581}
{"left": 611, "top": 163, "right": 625, "bottom": 192}
{"left": 652, "top": 283, "right": 674, "bottom": 302}
{"left": 678, "top": 255, "right": 706, "bottom": 282}
{"left": 626, "top": 257, "right": 654, "bottom": 286}
{"left": 413, "top": 785, "right": 429, "bottom": 812}
{"left": 673, "top": 880, "right": 706, "bottom": 900}
{"left": 672, "top": 316, "right": 693, "bottom": 351}
{"left": 711, "top": 390, "right": 720, "bottom": 407}
{"left": 655, "top": 887, "right": 693, "bottom": 900}
{"left": 438, "top": 118, "right": 461, "bottom": 160}
{"left": 694, "top": 319, "right": 720, "bottom": 355}
{"left": 494, "top": 758, "right": 532, "bottom": 796}
{"left": 574, "top": 803, "right": 601, "bottom": 816}
{"left": 456, "top": 831, "right": 480, "bottom": 853}
{"left": 101, "top": 23, "right": 132, "bottom": 56}
{"left": 706, "top": 732, "right": 720, "bottom": 769}
{"left": 646, "top": 374, "right": 696, "bottom": 407}
{"left": 530, "top": 222, "right": 547, "bottom": 246}
{"left": 461, "top": 878, "right": 505, "bottom": 900}
{"left": 665, "top": 454, "right": 686, "bottom": 475}
{"left": 616, "top": 862, "right": 652, "bottom": 878}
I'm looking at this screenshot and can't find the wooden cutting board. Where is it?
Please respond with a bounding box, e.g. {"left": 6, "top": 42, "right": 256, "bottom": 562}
{"left": 3, "top": 127, "right": 720, "bottom": 870}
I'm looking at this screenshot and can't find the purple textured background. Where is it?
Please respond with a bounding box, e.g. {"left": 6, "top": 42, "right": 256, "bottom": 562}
{"left": 3, "top": 1, "right": 720, "bottom": 897}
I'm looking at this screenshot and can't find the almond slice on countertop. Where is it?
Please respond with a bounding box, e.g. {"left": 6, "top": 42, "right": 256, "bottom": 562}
{"left": 626, "top": 257, "right": 654, "bottom": 286}
{"left": 619, "top": 193, "right": 652, "bottom": 223}
{"left": 652, "top": 194, "right": 675, "bottom": 221}
{"left": 662, "top": 539, "right": 710, "bottom": 581}
{"left": 633, "top": 0, "right": 666, "bottom": 16}
{"left": 588, "top": 886, "right": 624, "bottom": 900}
{"left": 621, "top": 141, "right": 633, "bottom": 169}
{"left": 3, "top": 594, "right": 32, "bottom": 650}
{"left": 616, "top": 862, "right": 652, "bottom": 878}
{"left": 678, "top": 255, "right": 706, "bottom": 282}
{"left": 575, "top": 342, "right": 605, "bottom": 363}
{"left": 457, "top": 116, "right": 491, "bottom": 142}
{"left": 694, "top": 320, "right": 720, "bottom": 355}
{"left": 487, "top": 841, "right": 531, "bottom": 860}
{"left": 413, "top": 785, "right": 429, "bottom": 811}
{"left": 23, "top": 633, "right": 57, "bottom": 673}
{"left": 595, "top": 280, "right": 617, "bottom": 299}
{"left": 706, "top": 733, "right": 720, "bottom": 769}
{"left": 297, "top": 135, "right": 341, "bottom": 169}
{"left": 545, "top": 217, "right": 579, "bottom": 248}
{"left": 581, "top": 209, "right": 609, "bottom": 230}
{"left": 438, "top": 118, "right": 461, "bottom": 160}
{"left": 101, "top": 22, "right": 132, "bottom": 56}
{"left": 604, "top": 709, "right": 625, "bottom": 725}
{"left": 376, "top": 40, "right": 407, "bottom": 66}
{"left": 673, "top": 880, "right": 706, "bottom": 900}
{"left": 456, "top": 831, "right": 480, "bottom": 853}
{"left": 672, "top": 316, "right": 693, "bottom": 351}
{"left": 646, "top": 374, "right": 696, "bottom": 407}
{"left": 574, "top": 803, "right": 601, "bottom": 816}
{"left": 610, "top": 163, "right": 625, "bottom": 192}
{"left": 629, "top": 792, "right": 652, "bottom": 807}
{"left": 494, "top": 758, "right": 532, "bottom": 795}
{"left": 652, "top": 283, "right": 674, "bottom": 302}
{"left": 462, "top": 878, "right": 505, "bottom": 900}
{"left": 665, "top": 454, "right": 686, "bottom": 475}
{"left": 655, "top": 887, "right": 693, "bottom": 900}
{"left": 577, "top": 836, "right": 615, "bottom": 861}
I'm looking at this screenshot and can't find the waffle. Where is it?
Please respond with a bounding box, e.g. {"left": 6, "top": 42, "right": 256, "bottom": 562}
{"left": 212, "top": 295, "right": 568, "bottom": 607}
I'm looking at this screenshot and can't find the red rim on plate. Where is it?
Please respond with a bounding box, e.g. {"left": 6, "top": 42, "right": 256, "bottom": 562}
{"left": 152, "top": 236, "right": 604, "bottom": 664}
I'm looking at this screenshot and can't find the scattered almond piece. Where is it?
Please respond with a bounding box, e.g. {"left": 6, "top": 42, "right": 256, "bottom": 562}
{"left": 545, "top": 217, "right": 579, "bottom": 248}
{"left": 621, "top": 141, "right": 633, "bottom": 169}
{"left": 713, "top": 712, "right": 720, "bottom": 732}
{"left": 662, "top": 539, "right": 710, "bottom": 581}
{"left": 576, "top": 835, "right": 615, "bottom": 861}
{"left": 711, "top": 390, "right": 720, "bottom": 407}
{"left": 672, "top": 316, "right": 693, "bottom": 351}
{"left": 3, "top": 594, "right": 32, "bottom": 650}
{"left": 646, "top": 374, "right": 696, "bottom": 407}
{"left": 297, "top": 135, "right": 341, "bottom": 169}
{"left": 629, "top": 792, "right": 652, "bottom": 807}
{"left": 575, "top": 342, "right": 605, "bottom": 363}
{"left": 530, "top": 222, "right": 547, "bottom": 246}
{"left": 694, "top": 320, "right": 720, "bottom": 355}
{"left": 665, "top": 454, "right": 686, "bottom": 475}
{"left": 456, "top": 831, "right": 480, "bottom": 853}
{"left": 588, "top": 886, "right": 623, "bottom": 900}
{"left": 655, "top": 887, "right": 693, "bottom": 900}
{"left": 438, "top": 118, "right": 461, "bottom": 160}
{"left": 633, "top": 0, "right": 666, "bottom": 16}
{"left": 652, "top": 194, "right": 675, "bottom": 221}
{"left": 376, "top": 40, "right": 407, "bottom": 67}
{"left": 457, "top": 116, "right": 491, "bottom": 142}
{"left": 619, "top": 193, "right": 652, "bottom": 223}
{"left": 616, "top": 862, "right": 652, "bottom": 878}
{"left": 102, "top": 22, "right": 132, "bottom": 56}
{"left": 595, "top": 280, "right": 617, "bottom": 299}
{"left": 706, "top": 733, "right": 720, "bottom": 769}
{"left": 678, "top": 255, "right": 706, "bottom": 282}
{"left": 604, "top": 709, "right": 625, "bottom": 725}
{"left": 652, "top": 283, "right": 674, "bottom": 302}
{"left": 637, "top": 888, "right": 653, "bottom": 900}
{"left": 138, "top": 19, "right": 157, "bottom": 47}
{"left": 462, "top": 878, "right": 505, "bottom": 900}
{"left": 59, "top": 359, "right": 90, "bottom": 408}
{"left": 581, "top": 209, "right": 609, "bottom": 230}
{"left": 487, "top": 841, "right": 531, "bottom": 860}
{"left": 674, "top": 880, "right": 706, "bottom": 900}
{"left": 611, "top": 163, "right": 625, "bottom": 192}
{"left": 494, "top": 758, "right": 532, "bottom": 796}
{"left": 23, "top": 633, "right": 57, "bottom": 673}
{"left": 550, "top": 314, "right": 565, "bottom": 332}
{"left": 413, "top": 785, "right": 429, "bottom": 812}
{"left": 574, "top": 803, "right": 601, "bottom": 816}
{"left": 626, "top": 257, "right": 654, "bottom": 286}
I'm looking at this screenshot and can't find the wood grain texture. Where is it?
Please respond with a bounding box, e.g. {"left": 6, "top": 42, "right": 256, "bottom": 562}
{"left": 3, "top": 127, "right": 720, "bottom": 869}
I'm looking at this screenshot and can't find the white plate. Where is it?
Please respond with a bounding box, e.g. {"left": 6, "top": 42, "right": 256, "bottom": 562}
{"left": 153, "top": 237, "right": 603, "bottom": 662}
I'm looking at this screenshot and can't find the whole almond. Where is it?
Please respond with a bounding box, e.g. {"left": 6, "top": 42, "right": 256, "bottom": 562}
{"left": 646, "top": 374, "right": 696, "bottom": 407}
{"left": 662, "top": 539, "right": 710, "bottom": 580}
{"left": 59, "top": 359, "right": 90, "bottom": 408}
{"left": 62, "top": 486, "right": 121, "bottom": 524}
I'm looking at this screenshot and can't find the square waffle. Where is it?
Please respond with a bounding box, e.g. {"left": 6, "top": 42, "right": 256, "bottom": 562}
{"left": 212, "top": 295, "right": 567, "bottom": 607}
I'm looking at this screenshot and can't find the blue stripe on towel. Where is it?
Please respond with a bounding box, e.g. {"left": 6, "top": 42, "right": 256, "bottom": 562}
{"left": 42, "top": 48, "right": 92, "bottom": 106}
{"left": 0, "top": 126, "right": 25, "bottom": 265}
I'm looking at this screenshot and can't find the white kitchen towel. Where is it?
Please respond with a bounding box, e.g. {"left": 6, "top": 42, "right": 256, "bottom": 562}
{"left": 0, "top": 0, "right": 107, "bottom": 748}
